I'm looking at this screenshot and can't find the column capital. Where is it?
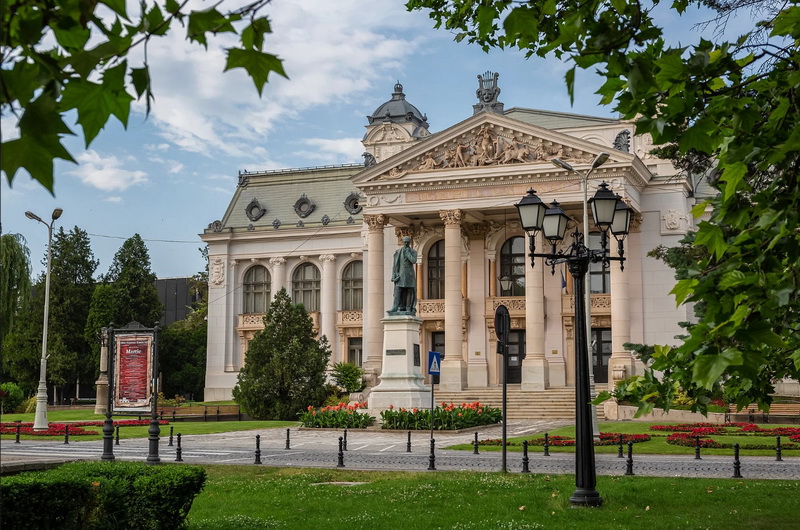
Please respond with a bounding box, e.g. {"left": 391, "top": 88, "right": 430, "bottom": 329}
{"left": 439, "top": 209, "right": 464, "bottom": 227}
{"left": 363, "top": 213, "right": 387, "bottom": 231}
{"left": 269, "top": 256, "right": 286, "bottom": 266}
{"left": 319, "top": 254, "right": 337, "bottom": 263}
{"left": 394, "top": 226, "right": 416, "bottom": 244}
{"left": 464, "top": 221, "right": 487, "bottom": 240}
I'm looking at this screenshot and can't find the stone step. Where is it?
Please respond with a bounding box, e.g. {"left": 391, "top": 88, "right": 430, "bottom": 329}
{"left": 433, "top": 387, "right": 605, "bottom": 420}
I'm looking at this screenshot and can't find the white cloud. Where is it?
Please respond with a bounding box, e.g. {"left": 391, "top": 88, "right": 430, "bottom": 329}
{"left": 299, "top": 137, "right": 364, "bottom": 163}
{"left": 69, "top": 150, "right": 148, "bottom": 191}
{"left": 128, "top": 1, "right": 433, "bottom": 162}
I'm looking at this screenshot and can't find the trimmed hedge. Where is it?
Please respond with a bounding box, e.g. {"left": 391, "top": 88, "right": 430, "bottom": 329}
{"left": 1, "top": 461, "right": 206, "bottom": 529}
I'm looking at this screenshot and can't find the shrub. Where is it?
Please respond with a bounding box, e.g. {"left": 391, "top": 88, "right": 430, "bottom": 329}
{"left": 330, "top": 362, "right": 365, "bottom": 394}
{"left": 0, "top": 461, "right": 206, "bottom": 530}
{"left": 0, "top": 382, "right": 26, "bottom": 413}
{"left": 21, "top": 395, "right": 36, "bottom": 413}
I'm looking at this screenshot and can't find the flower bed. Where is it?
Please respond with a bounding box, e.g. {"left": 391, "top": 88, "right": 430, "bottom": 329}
{"left": 380, "top": 401, "right": 501, "bottom": 430}
{"left": 666, "top": 432, "right": 724, "bottom": 449}
{"left": 479, "top": 432, "right": 651, "bottom": 447}
{"left": 651, "top": 422, "right": 800, "bottom": 438}
{"left": 299, "top": 401, "right": 375, "bottom": 428}
{"left": 1, "top": 419, "right": 168, "bottom": 437}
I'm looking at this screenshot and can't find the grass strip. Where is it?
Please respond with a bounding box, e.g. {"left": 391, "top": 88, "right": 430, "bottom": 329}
{"left": 187, "top": 465, "right": 800, "bottom": 529}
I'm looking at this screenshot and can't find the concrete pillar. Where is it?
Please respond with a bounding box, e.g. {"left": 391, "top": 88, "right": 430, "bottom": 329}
{"left": 522, "top": 232, "right": 548, "bottom": 390}
{"left": 319, "top": 254, "right": 338, "bottom": 362}
{"left": 225, "top": 260, "right": 237, "bottom": 371}
{"left": 363, "top": 214, "right": 386, "bottom": 382}
{"left": 439, "top": 209, "right": 465, "bottom": 390}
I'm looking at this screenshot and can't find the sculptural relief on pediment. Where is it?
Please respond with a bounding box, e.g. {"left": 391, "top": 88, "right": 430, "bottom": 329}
{"left": 375, "top": 125, "right": 596, "bottom": 180}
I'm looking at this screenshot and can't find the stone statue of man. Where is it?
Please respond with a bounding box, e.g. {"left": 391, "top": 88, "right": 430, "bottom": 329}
{"left": 389, "top": 236, "right": 417, "bottom": 315}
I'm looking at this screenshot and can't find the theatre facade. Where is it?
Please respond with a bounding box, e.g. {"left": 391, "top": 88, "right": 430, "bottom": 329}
{"left": 201, "top": 74, "right": 698, "bottom": 417}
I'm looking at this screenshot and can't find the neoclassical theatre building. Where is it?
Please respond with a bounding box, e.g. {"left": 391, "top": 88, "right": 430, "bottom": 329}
{"left": 201, "top": 73, "right": 699, "bottom": 417}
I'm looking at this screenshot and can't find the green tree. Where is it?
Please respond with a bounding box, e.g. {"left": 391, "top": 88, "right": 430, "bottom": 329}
{"left": 2, "top": 0, "right": 286, "bottom": 192}
{"left": 233, "top": 288, "right": 330, "bottom": 420}
{"left": 0, "top": 233, "right": 32, "bottom": 345}
{"left": 84, "top": 283, "right": 117, "bottom": 354}
{"left": 106, "top": 234, "right": 162, "bottom": 327}
{"left": 46, "top": 227, "right": 98, "bottom": 393}
{"left": 159, "top": 318, "right": 207, "bottom": 402}
{"left": 159, "top": 251, "right": 209, "bottom": 401}
{"left": 407, "top": 1, "right": 800, "bottom": 412}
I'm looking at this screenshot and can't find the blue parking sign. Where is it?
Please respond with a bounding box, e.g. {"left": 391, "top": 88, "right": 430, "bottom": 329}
{"left": 428, "top": 351, "right": 441, "bottom": 376}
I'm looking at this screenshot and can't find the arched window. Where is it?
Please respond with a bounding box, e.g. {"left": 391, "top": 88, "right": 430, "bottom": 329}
{"left": 292, "top": 263, "right": 321, "bottom": 311}
{"left": 427, "top": 240, "right": 445, "bottom": 299}
{"left": 499, "top": 236, "right": 526, "bottom": 296}
{"left": 341, "top": 260, "right": 363, "bottom": 310}
{"left": 243, "top": 265, "right": 270, "bottom": 313}
{"left": 588, "top": 233, "right": 611, "bottom": 294}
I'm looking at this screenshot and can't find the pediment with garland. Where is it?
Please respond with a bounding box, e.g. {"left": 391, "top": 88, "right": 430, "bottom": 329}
{"left": 354, "top": 112, "right": 637, "bottom": 185}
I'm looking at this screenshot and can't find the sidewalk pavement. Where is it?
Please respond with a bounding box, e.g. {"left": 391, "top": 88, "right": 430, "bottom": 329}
{"left": 3, "top": 420, "right": 800, "bottom": 480}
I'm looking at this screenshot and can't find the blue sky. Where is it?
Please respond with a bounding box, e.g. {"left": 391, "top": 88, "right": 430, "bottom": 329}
{"left": 1, "top": 1, "right": 742, "bottom": 279}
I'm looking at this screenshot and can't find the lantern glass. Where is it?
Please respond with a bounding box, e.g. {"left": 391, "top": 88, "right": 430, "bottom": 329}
{"left": 589, "top": 181, "right": 617, "bottom": 230}
{"left": 611, "top": 197, "right": 632, "bottom": 237}
{"left": 515, "top": 189, "right": 547, "bottom": 232}
{"left": 542, "top": 201, "right": 570, "bottom": 242}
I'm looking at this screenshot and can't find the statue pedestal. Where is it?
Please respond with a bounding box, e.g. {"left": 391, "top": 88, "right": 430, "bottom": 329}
{"left": 368, "top": 315, "right": 431, "bottom": 411}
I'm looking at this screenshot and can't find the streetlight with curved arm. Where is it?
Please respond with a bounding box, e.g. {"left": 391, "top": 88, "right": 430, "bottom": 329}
{"left": 25, "top": 208, "right": 63, "bottom": 431}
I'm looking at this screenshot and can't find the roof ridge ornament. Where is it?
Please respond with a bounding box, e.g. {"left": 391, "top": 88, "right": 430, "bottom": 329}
{"left": 473, "top": 71, "right": 504, "bottom": 115}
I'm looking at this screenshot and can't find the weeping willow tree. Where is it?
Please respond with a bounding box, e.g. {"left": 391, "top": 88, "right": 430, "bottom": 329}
{"left": 1, "top": 233, "right": 32, "bottom": 344}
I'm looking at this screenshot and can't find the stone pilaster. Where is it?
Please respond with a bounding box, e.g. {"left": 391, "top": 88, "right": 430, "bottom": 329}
{"left": 269, "top": 257, "right": 286, "bottom": 298}
{"left": 319, "top": 254, "right": 338, "bottom": 362}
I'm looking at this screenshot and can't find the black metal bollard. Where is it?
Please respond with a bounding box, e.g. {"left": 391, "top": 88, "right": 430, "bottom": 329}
{"left": 175, "top": 433, "right": 183, "bottom": 462}
{"left": 168, "top": 426, "right": 174, "bottom": 447}
{"left": 473, "top": 432, "right": 480, "bottom": 455}
{"left": 543, "top": 433, "right": 550, "bottom": 456}
{"left": 618, "top": 433, "right": 624, "bottom": 458}
{"left": 64, "top": 424, "right": 69, "bottom": 444}
{"left": 285, "top": 428, "right": 291, "bottom": 450}
{"left": 428, "top": 438, "right": 436, "bottom": 471}
{"left": 254, "top": 434, "right": 262, "bottom": 465}
{"left": 694, "top": 435, "right": 702, "bottom": 460}
{"left": 776, "top": 436, "right": 783, "bottom": 461}
{"left": 337, "top": 437, "right": 345, "bottom": 468}
{"left": 733, "top": 443, "right": 742, "bottom": 478}
{"left": 406, "top": 430, "right": 412, "bottom": 453}
{"left": 343, "top": 428, "right": 348, "bottom": 451}
{"left": 15, "top": 420, "right": 22, "bottom": 444}
{"left": 115, "top": 425, "right": 120, "bottom": 446}
{"left": 521, "top": 440, "right": 530, "bottom": 473}
{"left": 625, "top": 441, "right": 635, "bottom": 476}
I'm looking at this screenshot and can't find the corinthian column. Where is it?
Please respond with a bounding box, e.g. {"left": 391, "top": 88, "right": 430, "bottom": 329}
{"left": 319, "top": 254, "right": 338, "bottom": 362}
{"left": 521, "top": 231, "right": 548, "bottom": 390}
{"left": 269, "top": 257, "right": 286, "bottom": 298}
{"left": 439, "top": 209, "right": 466, "bottom": 390}
{"left": 363, "top": 214, "right": 386, "bottom": 382}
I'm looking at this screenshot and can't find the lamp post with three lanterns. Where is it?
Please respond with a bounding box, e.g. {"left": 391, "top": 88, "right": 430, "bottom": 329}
{"left": 514, "top": 179, "right": 632, "bottom": 507}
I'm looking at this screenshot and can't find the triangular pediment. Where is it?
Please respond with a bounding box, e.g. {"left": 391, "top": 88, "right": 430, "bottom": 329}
{"left": 353, "top": 111, "right": 637, "bottom": 186}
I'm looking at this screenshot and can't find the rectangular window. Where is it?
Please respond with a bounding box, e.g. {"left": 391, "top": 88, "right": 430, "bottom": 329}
{"left": 348, "top": 338, "right": 363, "bottom": 367}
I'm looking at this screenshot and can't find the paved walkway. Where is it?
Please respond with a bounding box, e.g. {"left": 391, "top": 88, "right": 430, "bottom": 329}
{"left": 3, "top": 420, "right": 800, "bottom": 480}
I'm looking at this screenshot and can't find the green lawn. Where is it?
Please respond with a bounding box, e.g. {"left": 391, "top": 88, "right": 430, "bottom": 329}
{"left": 187, "top": 465, "right": 800, "bottom": 529}
{"left": 447, "top": 421, "right": 800, "bottom": 457}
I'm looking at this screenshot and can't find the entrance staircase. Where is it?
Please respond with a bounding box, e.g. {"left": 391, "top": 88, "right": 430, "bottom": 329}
{"left": 434, "top": 386, "right": 605, "bottom": 421}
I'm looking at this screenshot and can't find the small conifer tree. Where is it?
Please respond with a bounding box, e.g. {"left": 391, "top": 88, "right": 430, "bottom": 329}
{"left": 233, "top": 288, "right": 330, "bottom": 420}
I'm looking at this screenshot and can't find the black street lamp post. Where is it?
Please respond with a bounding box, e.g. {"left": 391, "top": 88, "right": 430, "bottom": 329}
{"left": 101, "top": 327, "right": 115, "bottom": 461}
{"left": 515, "top": 181, "right": 631, "bottom": 507}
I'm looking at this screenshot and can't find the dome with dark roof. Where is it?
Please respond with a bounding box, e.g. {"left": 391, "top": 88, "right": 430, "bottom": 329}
{"left": 367, "top": 82, "right": 429, "bottom": 129}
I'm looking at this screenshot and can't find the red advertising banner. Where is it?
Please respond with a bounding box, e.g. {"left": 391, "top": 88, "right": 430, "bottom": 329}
{"left": 114, "top": 334, "right": 153, "bottom": 409}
